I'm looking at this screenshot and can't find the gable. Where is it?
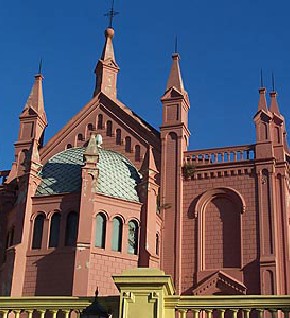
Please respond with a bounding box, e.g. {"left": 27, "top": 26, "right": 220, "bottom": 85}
{"left": 193, "top": 271, "right": 247, "bottom": 295}
{"left": 39, "top": 92, "right": 160, "bottom": 171}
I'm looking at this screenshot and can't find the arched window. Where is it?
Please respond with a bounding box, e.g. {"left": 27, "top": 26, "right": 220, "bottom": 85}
{"left": 78, "top": 133, "right": 84, "bottom": 141}
{"left": 32, "top": 214, "right": 45, "bottom": 250}
{"left": 87, "top": 123, "right": 93, "bottom": 131}
{"left": 135, "top": 145, "right": 141, "bottom": 162}
{"left": 95, "top": 213, "right": 106, "bottom": 248}
{"left": 49, "top": 213, "right": 61, "bottom": 247}
{"left": 156, "top": 233, "right": 160, "bottom": 255}
{"left": 66, "top": 144, "right": 72, "bottom": 149}
{"left": 65, "top": 211, "right": 79, "bottom": 246}
{"left": 112, "top": 217, "right": 122, "bottom": 252}
{"left": 127, "top": 220, "right": 138, "bottom": 255}
{"left": 106, "top": 120, "right": 113, "bottom": 137}
{"left": 125, "top": 136, "right": 131, "bottom": 153}
{"left": 97, "top": 114, "right": 103, "bottom": 129}
{"left": 116, "top": 129, "right": 122, "bottom": 145}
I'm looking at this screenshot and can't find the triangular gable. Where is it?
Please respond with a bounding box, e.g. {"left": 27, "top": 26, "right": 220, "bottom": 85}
{"left": 39, "top": 92, "right": 160, "bottom": 166}
{"left": 193, "top": 271, "right": 247, "bottom": 295}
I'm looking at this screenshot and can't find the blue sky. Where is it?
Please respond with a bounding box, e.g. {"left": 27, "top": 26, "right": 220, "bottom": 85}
{"left": 1, "top": 0, "right": 290, "bottom": 170}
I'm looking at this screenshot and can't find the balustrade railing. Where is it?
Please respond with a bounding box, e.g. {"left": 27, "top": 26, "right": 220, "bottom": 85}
{"left": 185, "top": 145, "right": 256, "bottom": 166}
{"left": 165, "top": 295, "right": 290, "bottom": 318}
{"left": 0, "top": 296, "right": 119, "bottom": 318}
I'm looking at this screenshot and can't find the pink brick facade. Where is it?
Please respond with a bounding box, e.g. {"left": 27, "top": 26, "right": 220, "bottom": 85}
{"left": 0, "top": 26, "right": 289, "bottom": 297}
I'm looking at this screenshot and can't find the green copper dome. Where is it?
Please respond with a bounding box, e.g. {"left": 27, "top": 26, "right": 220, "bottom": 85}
{"left": 35, "top": 147, "right": 141, "bottom": 202}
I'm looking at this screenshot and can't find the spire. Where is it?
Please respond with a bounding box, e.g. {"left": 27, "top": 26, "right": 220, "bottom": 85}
{"left": 166, "top": 53, "right": 185, "bottom": 93}
{"left": 257, "top": 87, "right": 268, "bottom": 112}
{"left": 23, "top": 70, "right": 46, "bottom": 120}
{"left": 94, "top": 27, "right": 119, "bottom": 99}
{"left": 269, "top": 91, "right": 280, "bottom": 115}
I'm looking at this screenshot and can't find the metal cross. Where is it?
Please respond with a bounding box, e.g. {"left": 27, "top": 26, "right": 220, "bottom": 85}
{"left": 104, "top": 0, "right": 119, "bottom": 28}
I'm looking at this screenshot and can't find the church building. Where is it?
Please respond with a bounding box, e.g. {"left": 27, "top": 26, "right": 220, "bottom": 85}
{"left": 0, "top": 21, "right": 290, "bottom": 297}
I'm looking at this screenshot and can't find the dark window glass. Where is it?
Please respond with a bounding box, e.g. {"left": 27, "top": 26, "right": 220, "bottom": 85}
{"left": 95, "top": 213, "right": 106, "bottom": 248}
{"left": 125, "top": 136, "right": 131, "bottom": 153}
{"left": 116, "top": 129, "right": 121, "bottom": 145}
{"left": 32, "top": 214, "right": 45, "bottom": 250}
{"left": 112, "top": 217, "right": 122, "bottom": 252}
{"left": 106, "top": 121, "right": 113, "bottom": 137}
{"left": 49, "top": 213, "right": 61, "bottom": 247}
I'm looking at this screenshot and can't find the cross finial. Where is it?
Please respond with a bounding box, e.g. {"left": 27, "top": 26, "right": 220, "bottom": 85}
{"left": 272, "top": 72, "right": 275, "bottom": 92}
{"left": 260, "top": 68, "right": 264, "bottom": 87}
{"left": 104, "top": 0, "right": 119, "bottom": 29}
{"left": 38, "top": 58, "right": 43, "bottom": 75}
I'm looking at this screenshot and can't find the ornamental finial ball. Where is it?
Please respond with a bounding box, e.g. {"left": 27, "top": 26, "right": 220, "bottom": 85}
{"left": 105, "top": 28, "right": 115, "bottom": 39}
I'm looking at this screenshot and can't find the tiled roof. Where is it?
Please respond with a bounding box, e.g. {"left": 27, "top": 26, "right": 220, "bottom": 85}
{"left": 35, "top": 147, "right": 141, "bottom": 202}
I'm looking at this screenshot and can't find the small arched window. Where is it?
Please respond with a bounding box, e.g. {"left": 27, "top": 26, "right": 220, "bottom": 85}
{"left": 95, "top": 213, "right": 106, "bottom": 248}
{"left": 127, "top": 221, "right": 138, "bottom": 255}
{"left": 112, "top": 217, "right": 122, "bottom": 252}
{"left": 116, "top": 129, "right": 122, "bottom": 145}
{"left": 66, "top": 144, "right": 72, "bottom": 149}
{"left": 156, "top": 233, "right": 160, "bottom": 255}
{"left": 106, "top": 120, "right": 113, "bottom": 137}
{"left": 49, "top": 213, "right": 61, "bottom": 248}
{"left": 87, "top": 123, "right": 93, "bottom": 131}
{"left": 97, "top": 114, "right": 103, "bottom": 130}
{"left": 135, "top": 145, "right": 141, "bottom": 162}
{"left": 78, "top": 133, "right": 84, "bottom": 141}
{"left": 32, "top": 214, "right": 45, "bottom": 250}
{"left": 65, "top": 211, "right": 79, "bottom": 246}
{"left": 125, "top": 136, "right": 131, "bottom": 153}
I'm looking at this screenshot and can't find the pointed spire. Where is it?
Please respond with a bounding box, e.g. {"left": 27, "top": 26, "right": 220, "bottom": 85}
{"left": 23, "top": 70, "right": 46, "bottom": 118}
{"left": 94, "top": 27, "right": 119, "bottom": 99}
{"left": 257, "top": 87, "right": 268, "bottom": 112}
{"left": 166, "top": 53, "right": 185, "bottom": 93}
{"left": 269, "top": 91, "right": 281, "bottom": 115}
{"left": 101, "top": 28, "right": 116, "bottom": 62}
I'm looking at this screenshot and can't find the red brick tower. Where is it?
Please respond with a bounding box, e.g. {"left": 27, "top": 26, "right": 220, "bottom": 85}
{"left": 160, "top": 52, "right": 190, "bottom": 293}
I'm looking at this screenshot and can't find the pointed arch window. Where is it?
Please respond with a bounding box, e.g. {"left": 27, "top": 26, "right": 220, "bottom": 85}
{"left": 49, "top": 213, "right": 61, "bottom": 247}
{"left": 112, "top": 217, "right": 122, "bottom": 252}
{"left": 125, "top": 136, "right": 132, "bottom": 153}
{"left": 97, "top": 114, "right": 103, "bottom": 130}
{"left": 32, "top": 214, "right": 45, "bottom": 250}
{"left": 127, "top": 220, "right": 138, "bottom": 255}
{"left": 95, "top": 213, "right": 106, "bottom": 248}
{"left": 65, "top": 211, "right": 79, "bottom": 246}
{"left": 116, "top": 129, "right": 122, "bottom": 145}
{"left": 106, "top": 120, "right": 113, "bottom": 137}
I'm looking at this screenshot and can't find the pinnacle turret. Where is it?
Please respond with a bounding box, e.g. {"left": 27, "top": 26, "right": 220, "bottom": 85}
{"left": 94, "top": 27, "right": 119, "bottom": 99}
{"left": 269, "top": 91, "right": 281, "bottom": 115}
{"left": 166, "top": 53, "right": 185, "bottom": 93}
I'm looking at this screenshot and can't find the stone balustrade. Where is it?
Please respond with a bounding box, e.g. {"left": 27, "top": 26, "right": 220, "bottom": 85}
{"left": 185, "top": 145, "right": 256, "bottom": 166}
{"left": 166, "top": 295, "right": 290, "bottom": 318}
{"left": 0, "top": 296, "right": 119, "bottom": 318}
{"left": 1, "top": 270, "right": 290, "bottom": 318}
